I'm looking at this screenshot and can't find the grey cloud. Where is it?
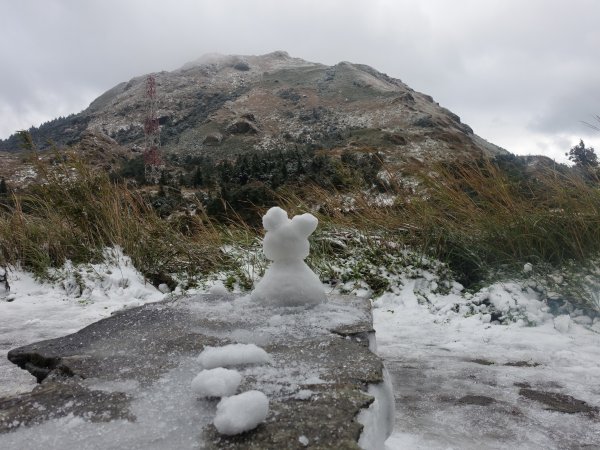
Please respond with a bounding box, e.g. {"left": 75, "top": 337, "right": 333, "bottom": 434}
{"left": 1, "top": 0, "right": 599, "bottom": 162}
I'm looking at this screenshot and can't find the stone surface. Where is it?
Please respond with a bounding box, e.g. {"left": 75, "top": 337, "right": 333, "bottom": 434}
{"left": 519, "top": 388, "right": 600, "bottom": 415}
{"left": 2, "top": 294, "right": 388, "bottom": 449}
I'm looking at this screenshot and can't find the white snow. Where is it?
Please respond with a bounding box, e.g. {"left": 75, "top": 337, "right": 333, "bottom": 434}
{"left": 2, "top": 356, "right": 215, "bottom": 450}
{"left": 0, "top": 248, "right": 166, "bottom": 397}
{"left": 213, "top": 390, "right": 269, "bottom": 435}
{"left": 208, "top": 280, "right": 229, "bottom": 295}
{"left": 373, "top": 275, "right": 600, "bottom": 449}
{"left": 191, "top": 368, "right": 242, "bottom": 398}
{"left": 251, "top": 207, "right": 326, "bottom": 306}
{"left": 358, "top": 368, "right": 395, "bottom": 450}
{"left": 3, "top": 241, "right": 600, "bottom": 449}
{"left": 553, "top": 314, "right": 572, "bottom": 333}
{"left": 198, "top": 343, "right": 271, "bottom": 369}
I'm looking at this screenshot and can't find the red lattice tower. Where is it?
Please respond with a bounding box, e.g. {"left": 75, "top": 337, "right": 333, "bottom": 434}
{"left": 143, "top": 75, "right": 163, "bottom": 184}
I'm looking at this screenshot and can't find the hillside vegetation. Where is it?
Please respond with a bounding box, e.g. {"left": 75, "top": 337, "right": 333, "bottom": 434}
{"left": 2, "top": 143, "right": 600, "bottom": 315}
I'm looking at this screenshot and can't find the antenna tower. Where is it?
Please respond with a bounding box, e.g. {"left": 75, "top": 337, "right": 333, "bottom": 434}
{"left": 143, "top": 75, "right": 163, "bottom": 184}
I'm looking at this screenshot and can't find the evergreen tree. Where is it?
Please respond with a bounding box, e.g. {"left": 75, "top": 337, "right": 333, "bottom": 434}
{"left": 192, "top": 167, "right": 204, "bottom": 187}
{"left": 567, "top": 140, "right": 598, "bottom": 168}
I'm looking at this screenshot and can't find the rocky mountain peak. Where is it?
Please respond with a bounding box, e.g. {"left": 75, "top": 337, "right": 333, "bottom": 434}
{"left": 0, "top": 52, "right": 507, "bottom": 168}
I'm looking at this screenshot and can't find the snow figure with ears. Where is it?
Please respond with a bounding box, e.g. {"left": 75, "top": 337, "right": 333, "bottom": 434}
{"left": 251, "top": 207, "right": 326, "bottom": 307}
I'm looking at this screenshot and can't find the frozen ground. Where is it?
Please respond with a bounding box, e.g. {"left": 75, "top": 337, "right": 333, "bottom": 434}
{"left": 375, "top": 278, "right": 600, "bottom": 449}
{"left": 2, "top": 251, "right": 600, "bottom": 449}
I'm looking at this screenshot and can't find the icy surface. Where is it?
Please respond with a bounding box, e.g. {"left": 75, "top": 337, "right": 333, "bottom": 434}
{"left": 0, "top": 248, "right": 165, "bottom": 397}
{"left": 1, "top": 246, "right": 381, "bottom": 447}
{"left": 374, "top": 277, "right": 600, "bottom": 449}
{"left": 191, "top": 368, "right": 243, "bottom": 398}
{"left": 2, "top": 357, "right": 214, "bottom": 450}
{"left": 213, "top": 390, "right": 269, "bottom": 435}
{"left": 186, "top": 294, "right": 368, "bottom": 346}
{"left": 251, "top": 207, "right": 326, "bottom": 306}
{"left": 358, "top": 368, "right": 395, "bottom": 450}
{"left": 198, "top": 343, "right": 271, "bottom": 369}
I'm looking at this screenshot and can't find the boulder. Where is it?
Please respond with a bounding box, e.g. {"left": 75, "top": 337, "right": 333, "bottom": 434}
{"left": 203, "top": 132, "right": 224, "bottom": 145}
{"left": 227, "top": 119, "right": 258, "bottom": 135}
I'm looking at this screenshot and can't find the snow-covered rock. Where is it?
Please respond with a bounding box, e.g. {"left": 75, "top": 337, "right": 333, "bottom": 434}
{"left": 213, "top": 390, "right": 269, "bottom": 435}
{"left": 251, "top": 207, "right": 326, "bottom": 307}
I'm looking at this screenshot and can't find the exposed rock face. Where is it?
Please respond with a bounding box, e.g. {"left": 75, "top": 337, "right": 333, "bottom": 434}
{"left": 2, "top": 294, "right": 392, "bottom": 449}
{"left": 0, "top": 51, "right": 506, "bottom": 166}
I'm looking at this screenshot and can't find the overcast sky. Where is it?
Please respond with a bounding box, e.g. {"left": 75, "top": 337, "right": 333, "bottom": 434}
{"left": 1, "top": 0, "right": 599, "bottom": 162}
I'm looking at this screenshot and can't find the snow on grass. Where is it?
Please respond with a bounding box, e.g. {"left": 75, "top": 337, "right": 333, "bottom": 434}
{"left": 3, "top": 236, "right": 600, "bottom": 448}
{"left": 0, "top": 248, "right": 166, "bottom": 397}
{"left": 213, "top": 390, "right": 269, "bottom": 435}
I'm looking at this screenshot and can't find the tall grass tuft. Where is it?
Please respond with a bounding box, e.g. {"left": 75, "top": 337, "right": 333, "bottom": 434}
{"left": 276, "top": 158, "right": 600, "bottom": 294}
{"left": 0, "top": 158, "right": 222, "bottom": 281}
{"left": 404, "top": 160, "right": 600, "bottom": 286}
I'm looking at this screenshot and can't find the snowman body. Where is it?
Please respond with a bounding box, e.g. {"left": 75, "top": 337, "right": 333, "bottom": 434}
{"left": 251, "top": 207, "right": 326, "bottom": 307}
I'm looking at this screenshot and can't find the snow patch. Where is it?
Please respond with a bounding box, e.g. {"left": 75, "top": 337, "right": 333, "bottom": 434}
{"left": 0, "top": 249, "right": 165, "bottom": 397}
{"left": 553, "top": 314, "right": 572, "bottom": 333}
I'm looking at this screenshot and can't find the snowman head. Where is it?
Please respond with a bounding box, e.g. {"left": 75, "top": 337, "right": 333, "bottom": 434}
{"left": 262, "top": 207, "right": 318, "bottom": 262}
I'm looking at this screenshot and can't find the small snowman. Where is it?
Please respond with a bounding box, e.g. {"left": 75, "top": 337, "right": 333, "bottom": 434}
{"left": 251, "top": 207, "right": 326, "bottom": 307}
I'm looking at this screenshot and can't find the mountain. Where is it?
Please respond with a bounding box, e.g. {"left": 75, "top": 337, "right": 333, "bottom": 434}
{"left": 0, "top": 51, "right": 506, "bottom": 167}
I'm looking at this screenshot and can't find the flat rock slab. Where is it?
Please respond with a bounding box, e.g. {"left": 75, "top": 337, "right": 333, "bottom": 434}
{"left": 1, "top": 294, "right": 387, "bottom": 449}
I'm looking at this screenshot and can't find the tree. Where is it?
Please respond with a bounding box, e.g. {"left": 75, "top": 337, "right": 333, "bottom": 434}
{"left": 566, "top": 139, "right": 598, "bottom": 168}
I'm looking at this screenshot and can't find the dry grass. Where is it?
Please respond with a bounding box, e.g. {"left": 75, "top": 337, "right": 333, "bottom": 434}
{"left": 0, "top": 159, "right": 222, "bottom": 280}
{"left": 2, "top": 155, "right": 600, "bottom": 310}
{"left": 277, "top": 159, "right": 600, "bottom": 288}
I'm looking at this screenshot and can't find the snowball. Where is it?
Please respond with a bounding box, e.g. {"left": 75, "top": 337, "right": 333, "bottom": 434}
{"left": 208, "top": 281, "right": 228, "bottom": 295}
{"left": 198, "top": 343, "right": 270, "bottom": 369}
{"left": 294, "top": 389, "right": 314, "bottom": 400}
{"left": 190, "top": 368, "right": 242, "bottom": 398}
{"left": 158, "top": 283, "right": 171, "bottom": 294}
{"left": 251, "top": 207, "right": 325, "bottom": 307}
{"left": 553, "top": 314, "right": 571, "bottom": 333}
{"left": 213, "top": 390, "right": 269, "bottom": 435}
{"left": 523, "top": 263, "right": 533, "bottom": 273}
